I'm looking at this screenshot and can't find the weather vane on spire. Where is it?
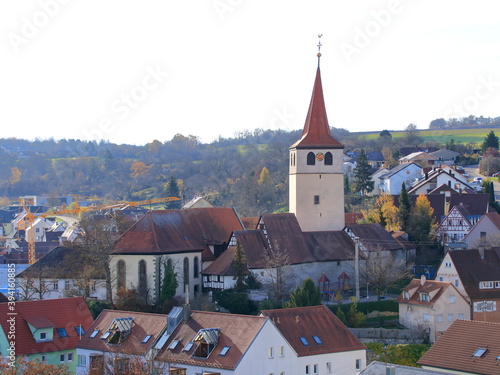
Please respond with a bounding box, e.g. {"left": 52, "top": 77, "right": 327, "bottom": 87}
{"left": 317, "top": 34, "right": 323, "bottom": 67}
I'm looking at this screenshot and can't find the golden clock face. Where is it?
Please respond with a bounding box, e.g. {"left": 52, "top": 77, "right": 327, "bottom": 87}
{"left": 316, "top": 152, "right": 324, "bottom": 161}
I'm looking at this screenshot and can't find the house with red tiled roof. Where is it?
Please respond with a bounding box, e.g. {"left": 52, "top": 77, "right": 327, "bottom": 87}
{"left": 435, "top": 248, "right": 500, "bottom": 322}
{"left": 261, "top": 305, "right": 366, "bottom": 374}
{"left": 75, "top": 307, "right": 176, "bottom": 375}
{"left": 153, "top": 305, "right": 366, "bottom": 375}
{"left": 396, "top": 276, "right": 470, "bottom": 343}
{"left": 0, "top": 297, "right": 93, "bottom": 373}
{"left": 418, "top": 319, "right": 500, "bottom": 375}
{"left": 464, "top": 212, "right": 500, "bottom": 248}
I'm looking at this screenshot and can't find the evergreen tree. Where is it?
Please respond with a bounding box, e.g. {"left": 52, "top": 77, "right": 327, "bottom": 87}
{"left": 233, "top": 240, "right": 248, "bottom": 292}
{"left": 335, "top": 306, "right": 347, "bottom": 325}
{"left": 285, "top": 278, "right": 321, "bottom": 308}
{"left": 165, "top": 175, "right": 182, "bottom": 209}
{"left": 347, "top": 303, "right": 366, "bottom": 328}
{"left": 344, "top": 174, "right": 351, "bottom": 195}
{"left": 353, "top": 149, "right": 374, "bottom": 195}
{"left": 398, "top": 183, "right": 412, "bottom": 232}
{"left": 159, "top": 261, "right": 178, "bottom": 305}
{"left": 482, "top": 131, "right": 499, "bottom": 152}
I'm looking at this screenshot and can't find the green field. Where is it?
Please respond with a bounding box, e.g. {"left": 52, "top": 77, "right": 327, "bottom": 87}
{"left": 358, "top": 127, "right": 500, "bottom": 145}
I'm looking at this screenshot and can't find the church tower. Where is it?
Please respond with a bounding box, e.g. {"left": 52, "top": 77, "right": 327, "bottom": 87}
{"left": 289, "top": 43, "right": 345, "bottom": 232}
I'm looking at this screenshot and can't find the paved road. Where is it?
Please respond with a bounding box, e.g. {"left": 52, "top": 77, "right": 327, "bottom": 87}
{"left": 464, "top": 164, "right": 500, "bottom": 200}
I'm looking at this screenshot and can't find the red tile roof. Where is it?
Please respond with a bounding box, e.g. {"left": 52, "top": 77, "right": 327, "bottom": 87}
{"left": 0, "top": 297, "right": 93, "bottom": 356}
{"left": 261, "top": 305, "right": 365, "bottom": 356}
{"left": 112, "top": 208, "right": 243, "bottom": 258}
{"left": 395, "top": 279, "right": 456, "bottom": 307}
{"left": 290, "top": 67, "right": 344, "bottom": 149}
{"left": 447, "top": 248, "right": 500, "bottom": 300}
{"left": 77, "top": 309, "right": 168, "bottom": 356}
{"left": 418, "top": 319, "right": 500, "bottom": 375}
{"left": 156, "top": 311, "right": 267, "bottom": 370}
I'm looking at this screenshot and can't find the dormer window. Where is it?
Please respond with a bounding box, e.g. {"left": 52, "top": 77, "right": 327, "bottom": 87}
{"left": 404, "top": 291, "right": 410, "bottom": 299}
{"left": 480, "top": 281, "right": 494, "bottom": 289}
{"left": 193, "top": 328, "right": 219, "bottom": 359}
{"left": 420, "top": 293, "right": 430, "bottom": 302}
{"left": 40, "top": 332, "right": 47, "bottom": 340}
{"left": 104, "top": 317, "right": 134, "bottom": 345}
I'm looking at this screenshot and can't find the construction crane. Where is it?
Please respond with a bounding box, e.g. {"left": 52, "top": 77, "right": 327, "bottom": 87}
{"left": 17, "top": 196, "right": 181, "bottom": 264}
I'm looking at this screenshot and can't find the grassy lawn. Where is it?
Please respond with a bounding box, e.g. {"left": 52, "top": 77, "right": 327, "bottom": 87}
{"left": 357, "top": 127, "right": 499, "bottom": 145}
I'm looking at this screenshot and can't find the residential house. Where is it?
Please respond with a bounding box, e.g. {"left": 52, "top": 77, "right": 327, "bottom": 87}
{"left": 16, "top": 246, "right": 106, "bottom": 301}
{"left": 464, "top": 212, "right": 500, "bottom": 248}
{"left": 429, "top": 149, "right": 461, "bottom": 166}
{"left": 76, "top": 308, "right": 174, "bottom": 375}
{"left": 418, "top": 319, "right": 500, "bottom": 375}
{"left": 399, "top": 152, "right": 438, "bottom": 166}
{"left": 396, "top": 276, "right": 470, "bottom": 343}
{"left": 368, "top": 167, "right": 389, "bottom": 196}
{"left": 182, "top": 196, "right": 213, "bottom": 209}
{"left": 436, "top": 205, "right": 485, "bottom": 245}
{"left": 344, "top": 223, "right": 415, "bottom": 266}
{"left": 377, "top": 163, "right": 422, "bottom": 195}
{"left": 408, "top": 168, "right": 475, "bottom": 195}
{"left": 399, "top": 147, "right": 439, "bottom": 157}
{"left": 155, "top": 305, "right": 366, "bottom": 375}
{"left": 435, "top": 249, "right": 500, "bottom": 322}
{"left": 0, "top": 297, "right": 93, "bottom": 373}
{"left": 353, "top": 151, "right": 386, "bottom": 169}
{"left": 110, "top": 208, "right": 244, "bottom": 303}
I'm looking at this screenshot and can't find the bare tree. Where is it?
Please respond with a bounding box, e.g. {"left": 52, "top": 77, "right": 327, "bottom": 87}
{"left": 360, "top": 248, "right": 411, "bottom": 301}
{"left": 262, "top": 242, "right": 291, "bottom": 305}
{"left": 16, "top": 262, "right": 50, "bottom": 301}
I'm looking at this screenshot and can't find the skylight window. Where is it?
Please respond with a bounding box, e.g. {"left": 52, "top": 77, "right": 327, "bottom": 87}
{"left": 219, "top": 346, "right": 231, "bottom": 356}
{"left": 141, "top": 335, "right": 152, "bottom": 344}
{"left": 74, "top": 326, "right": 85, "bottom": 336}
{"left": 312, "top": 335, "right": 323, "bottom": 345}
{"left": 101, "top": 331, "right": 111, "bottom": 340}
{"left": 168, "top": 340, "right": 179, "bottom": 350}
{"left": 300, "top": 337, "right": 310, "bottom": 346}
{"left": 473, "top": 348, "right": 487, "bottom": 358}
{"left": 90, "top": 330, "right": 99, "bottom": 338}
{"left": 183, "top": 342, "right": 194, "bottom": 352}
{"left": 56, "top": 328, "right": 68, "bottom": 338}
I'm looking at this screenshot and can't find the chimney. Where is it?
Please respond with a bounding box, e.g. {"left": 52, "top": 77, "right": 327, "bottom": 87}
{"left": 386, "top": 366, "right": 396, "bottom": 375}
{"left": 479, "top": 246, "right": 485, "bottom": 260}
{"left": 183, "top": 284, "right": 191, "bottom": 321}
{"left": 421, "top": 275, "right": 427, "bottom": 286}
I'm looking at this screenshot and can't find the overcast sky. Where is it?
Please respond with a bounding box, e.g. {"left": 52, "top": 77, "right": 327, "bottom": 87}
{"left": 1, "top": 1, "right": 499, "bottom": 146}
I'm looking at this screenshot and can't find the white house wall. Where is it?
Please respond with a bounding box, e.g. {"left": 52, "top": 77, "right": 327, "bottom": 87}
{"left": 464, "top": 216, "right": 500, "bottom": 248}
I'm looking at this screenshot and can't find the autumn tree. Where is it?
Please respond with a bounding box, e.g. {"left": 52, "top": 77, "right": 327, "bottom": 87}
{"left": 0, "top": 358, "right": 71, "bottom": 375}
{"left": 353, "top": 149, "right": 374, "bottom": 195}
{"left": 407, "top": 194, "right": 436, "bottom": 244}
{"left": 286, "top": 278, "right": 321, "bottom": 308}
{"left": 360, "top": 194, "right": 398, "bottom": 230}
{"left": 256, "top": 166, "right": 274, "bottom": 213}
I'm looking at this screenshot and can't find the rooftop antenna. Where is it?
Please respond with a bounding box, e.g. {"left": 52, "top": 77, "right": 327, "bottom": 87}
{"left": 317, "top": 34, "right": 323, "bottom": 67}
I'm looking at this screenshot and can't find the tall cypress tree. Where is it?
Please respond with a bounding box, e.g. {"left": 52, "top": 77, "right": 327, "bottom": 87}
{"left": 353, "top": 149, "right": 374, "bottom": 195}
{"left": 165, "top": 175, "right": 182, "bottom": 209}
{"left": 398, "top": 183, "right": 411, "bottom": 232}
{"left": 233, "top": 240, "right": 248, "bottom": 292}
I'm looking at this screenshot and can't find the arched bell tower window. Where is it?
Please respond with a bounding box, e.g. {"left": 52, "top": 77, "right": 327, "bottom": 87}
{"left": 325, "top": 152, "right": 333, "bottom": 165}
{"left": 307, "top": 152, "right": 315, "bottom": 165}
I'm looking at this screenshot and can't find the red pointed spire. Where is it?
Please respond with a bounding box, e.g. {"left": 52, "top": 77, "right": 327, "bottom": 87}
{"left": 291, "top": 67, "right": 343, "bottom": 149}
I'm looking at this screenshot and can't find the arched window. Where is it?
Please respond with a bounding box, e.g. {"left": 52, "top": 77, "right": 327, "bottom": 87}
{"left": 325, "top": 152, "right": 333, "bottom": 165}
{"left": 117, "top": 260, "right": 126, "bottom": 291}
{"left": 138, "top": 260, "right": 147, "bottom": 295}
{"left": 193, "top": 256, "right": 199, "bottom": 278}
{"left": 307, "top": 152, "right": 315, "bottom": 165}
{"left": 183, "top": 257, "right": 189, "bottom": 289}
